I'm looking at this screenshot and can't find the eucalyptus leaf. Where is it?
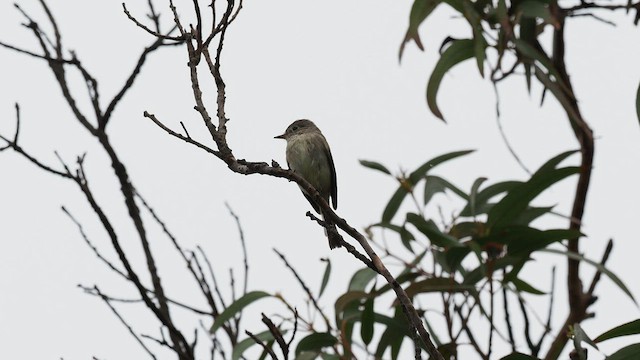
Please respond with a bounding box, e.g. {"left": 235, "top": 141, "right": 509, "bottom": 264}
{"left": 427, "top": 39, "right": 476, "bottom": 120}
{"left": 542, "top": 248, "right": 636, "bottom": 304}
{"left": 406, "top": 213, "right": 463, "bottom": 248}
{"left": 210, "top": 291, "right": 272, "bottom": 334}
{"left": 359, "top": 160, "right": 391, "bottom": 175}
{"left": 295, "top": 333, "right": 338, "bottom": 356}
{"left": 409, "top": 150, "right": 474, "bottom": 184}
{"left": 605, "top": 343, "right": 640, "bottom": 360}
{"left": 318, "top": 258, "right": 331, "bottom": 298}
{"left": 399, "top": 0, "right": 443, "bottom": 59}
{"left": 594, "top": 319, "right": 640, "bottom": 343}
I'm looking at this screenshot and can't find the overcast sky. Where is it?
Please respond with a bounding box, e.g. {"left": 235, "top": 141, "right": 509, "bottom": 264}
{"left": 1, "top": 0, "right": 639, "bottom": 359}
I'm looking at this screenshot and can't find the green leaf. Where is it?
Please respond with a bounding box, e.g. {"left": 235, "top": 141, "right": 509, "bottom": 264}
{"left": 462, "top": 1, "right": 487, "bottom": 76}
{"left": 434, "top": 246, "right": 472, "bottom": 273}
{"left": 514, "top": 40, "right": 571, "bottom": 97}
{"left": 359, "top": 160, "right": 392, "bottom": 175}
{"left": 517, "top": 0, "right": 556, "bottom": 25}
{"left": 297, "top": 351, "right": 320, "bottom": 360}
{"left": 360, "top": 297, "right": 375, "bottom": 345}
{"left": 606, "top": 343, "right": 640, "bottom": 360}
{"left": 486, "top": 226, "right": 581, "bottom": 255}
{"left": 406, "top": 213, "right": 463, "bottom": 248}
{"left": 542, "top": 248, "right": 636, "bottom": 304}
{"left": 463, "top": 256, "right": 525, "bottom": 285}
{"left": 499, "top": 352, "right": 541, "bottom": 360}
{"left": 375, "top": 307, "right": 407, "bottom": 358}
{"left": 232, "top": 330, "right": 283, "bottom": 360}
{"left": 320, "top": 354, "right": 340, "bottom": 360}
{"left": 383, "top": 150, "right": 472, "bottom": 222}
{"left": 409, "top": 150, "right": 474, "bottom": 184}
{"left": 382, "top": 186, "right": 409, "bottom": 222}
{"left": 318, "top": 258, "right": 331, "bottom": 298}
{"left": 460, "top": 180, "right": 521, "bottom": 216}
{"left": 538, "top": 150, "right": 579, "bottom": 174}
{"left": 426, "top": 39, "right": 476, "bottom": 120}
{"left": 335, "top": 291, "right": 368, "bottom": 323}
{"left": 424, "top": 175, "right": 469, "bottom": 205}
{"left": 295, "top": 333, "right": 338, "bottom": 356}
{"left": 594, "top": 319, "right": 640, "bottom": 343}
{"left": 258, "top": 340, "right": 275, "bottom": 360}
{"left": 468, "top": 177, "right": 488, "bottom": 217}
{"left": 404, "top": 277, "right": 475, "bottom": 297}
{"left": 370, "top": 222, "right": 415, "bottom": 252}
{"left": 513, "top": 206, "right": 554, "bottom": 226}
{"left": 508, "top": 277, "right": 546, "bottom": 295}
{"left": 399, "top": 0, "right": 443, "bottom": 59}
{"left": 533, "top": 64, "right": 582, "bottom": 122}
{"left": 437, "top": 343, "right": 458, "bottom": 359}
{"left": 423, "top": 176, "right": 447, "bottom": 206}
{"left": 487, "top": 163, "right": 579, "bottom": 230}
{"left": 348, "top": 268, "right": 377, "bottom": 291}
{"left": 210, "top": 291, "right": 271, "bottom": 334}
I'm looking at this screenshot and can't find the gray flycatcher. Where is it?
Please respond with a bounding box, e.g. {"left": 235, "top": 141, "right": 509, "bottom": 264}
{"left": 275, "top": 119, "right": 342, "bottom": 249}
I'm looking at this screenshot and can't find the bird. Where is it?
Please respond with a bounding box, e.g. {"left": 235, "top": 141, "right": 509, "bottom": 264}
{"left": 275, "top": 119, "right": 342, "bottom": 249}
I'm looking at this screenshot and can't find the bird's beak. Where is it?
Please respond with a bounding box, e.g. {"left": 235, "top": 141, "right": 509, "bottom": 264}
{"left": 274, "top": 133, "right": 286, "bottom": 139}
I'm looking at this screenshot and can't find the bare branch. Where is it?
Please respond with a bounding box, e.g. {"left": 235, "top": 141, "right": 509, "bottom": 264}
{"left": 93, "top": 286, "right": 158, "bottom": 360}
{"left": 144, "top": 111, "right": 220, "bottom": 155}
{"left": 273, "top": 249, "right": 332, "bottom": 332}
{"left": 122, "top": 3, "right": 183, "bottom": 41}
{"left": 225, "top": 203, "right": 249, "bottom": 296}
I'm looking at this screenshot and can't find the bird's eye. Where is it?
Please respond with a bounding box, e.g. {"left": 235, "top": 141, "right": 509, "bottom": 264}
{"left": 291, "top": 126, "right": 298, "bottom": 131}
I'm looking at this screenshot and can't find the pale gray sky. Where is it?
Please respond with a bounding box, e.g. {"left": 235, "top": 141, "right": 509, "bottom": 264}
{"left": 1, "top": 0, "right": 639, "bottom": 359}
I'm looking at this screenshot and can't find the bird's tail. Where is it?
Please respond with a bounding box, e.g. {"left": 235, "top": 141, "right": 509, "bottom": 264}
{"left": 322, "top": 215, "right": 342, "bottom": 249}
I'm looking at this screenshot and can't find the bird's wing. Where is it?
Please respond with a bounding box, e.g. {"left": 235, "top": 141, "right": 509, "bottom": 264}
{"left": 323, "top": 136, "right": 338, "bottom": 210}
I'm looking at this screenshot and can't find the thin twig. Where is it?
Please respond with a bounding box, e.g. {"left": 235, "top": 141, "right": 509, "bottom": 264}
{"left": 245, "top": 330, "right": 279, "bottom": 360}
{"left": 273, "top": 249, "right": 333, "bottom": 331}
{"left": 93, "top": 286, "right": 158, "bottom": 360}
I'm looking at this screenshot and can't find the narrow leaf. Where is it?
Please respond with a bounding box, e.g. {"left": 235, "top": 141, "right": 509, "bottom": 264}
{"left": 426, "top": 39, "right": 476, "bottom": 120}
{"left": 460, "top": 180, "right": 521, "bottom": 216}
{"left": 514, "top": 40, "right": 571, "bottom": 97}
{"left": 406, "top": 213, "right": 462, "bottom": 248}
{"left": 509, "top": 277, "right": 546, "bottom": 295}
{"left": 594, "top": 319, "right": 640, "bottom": 343}
{"left": 210, "top": 291, "right": 271, "bottom": 334}
{"left": 399, "top": 0, "right": 443, "bottom": 59}
{"left": 499, "top": 353, "right": 541, "bottom": 360}
{"left": 409, "top": 150, "right": 474, "bottom": 184}
{"left": 370, "top": 222, "right": 416, "bottom": 252}
{"left": 404, "top": 277, "right": 474, "bottom": 297}
{"left": 605, "top": 343, "right": 640, "bottom": 360}
{"left": 318, "top": 258, "right": 331, "bottom": 298}
{"left": 518, "top": 0, "right": 556, "bottom": 25}
{"left": 232, "top": 330, "right": 282, "bottom": 360}
{"left": 295, "top": 333, "right": 338, "bottom": 356}
{"left": 335, "top": 291, "right": 368, "bottom": 321}
{"left": 349, "top": 268, "right": 377, "bottom": 291}
{"left": 542, "top": 248, "right": 636, "bottom": 304}
{"left": 382, "top": 186, "right": 409, "bottom": 222}
{"left": 424, "top": 175, "right": 469, "bottom": 205}
{"left": 487, "top": 166, "right": 579, "bottom": 230}
{"left": 360, "top": 297, "right": 375, "bottom": 345}
{"left": 462, "top": 1, "right": 487, "bottom": 76}
{"left": 359, "top": 160, "right": 392, "bottom": 175}
{"left": 468, "top": 177, "right": 488, "bottom": 217}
